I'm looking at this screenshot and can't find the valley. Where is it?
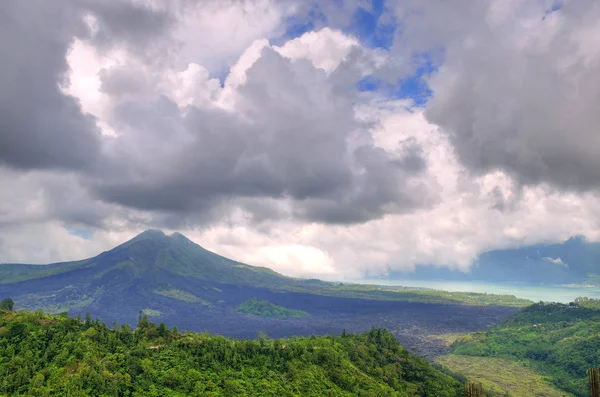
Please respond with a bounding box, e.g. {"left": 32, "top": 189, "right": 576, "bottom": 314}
{"left": 441, "top": 301, "right": 600, "bottom": 397}
{"left": 1, "top": 267, "right": 518, "bottom": 360}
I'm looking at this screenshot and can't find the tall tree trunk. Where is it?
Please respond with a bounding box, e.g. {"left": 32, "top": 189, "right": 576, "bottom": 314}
{"left": 590, "top": 368, "right": 600, "bottom": 397}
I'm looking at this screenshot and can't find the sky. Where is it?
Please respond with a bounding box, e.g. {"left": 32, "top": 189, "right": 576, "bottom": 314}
{"left": 2, "top": 0, "right": 600, "bottom": 280}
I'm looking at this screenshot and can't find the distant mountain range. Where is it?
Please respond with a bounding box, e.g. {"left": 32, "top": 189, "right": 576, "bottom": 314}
{"left": 0, "top": 229, "right": 523, "bottom": 354}
{"left": 385, "top": 236, "right": 600, "bottom": 285}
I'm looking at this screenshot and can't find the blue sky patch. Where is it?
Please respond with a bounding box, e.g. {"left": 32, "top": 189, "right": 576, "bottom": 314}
{"left": 67, "top": 228, "right": 94, "bottom": 240}
{"left": 357, "top": 51, "right": 440, "bottom": 106}
{"left": 275, "top": 6, "right": 327, "bottom": 45}
{"left": 543, "top": 0, "right": 563, "bottom": 19}
{"left": 357, "top": 76, "right": 380, "bottom": 92}
{"left": 395, "top": 54, "right": 439, "bottom": 105}
{"left": 349, "top": 0, "right": 395, "bottom": 50}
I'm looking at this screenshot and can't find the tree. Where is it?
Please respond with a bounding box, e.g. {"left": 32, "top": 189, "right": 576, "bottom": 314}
{"left": 0, "top": 297, "right": 14, "bottom": 311}
{"left": 464, "top": 380, "right": 484, "bottom": 397}
{"left": 158, "top": 321, "right": 169, "bottom": 338}
{"left": 589, "top": 367, "right": 600, "bottom": 397}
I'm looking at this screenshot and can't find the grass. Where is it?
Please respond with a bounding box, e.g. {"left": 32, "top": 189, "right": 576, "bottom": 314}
{"left": 16, "top": 286, "right": 104, "bottom": 314}
{"left": 286, "top": 282, "right": 533, "bottom": 307}
{"left": 428, "top": 333, "right": 466, "bottom": 346}
{"left": 436, "top": 355, "right": 571, "bottom": 397}
{"left": 141, "top": 309, "right": 162, "bottom": 317}
{"left": 447, "top": 302, "right": 600, "bottom": 396}
{"left": 0, "top": 261, "right": 90, "bottom": 284}
{"left": 153, "top": 287, "right": 212, "bottom": 306}
{"left": 236, "top": 298, "right": 308, "bottom": 318}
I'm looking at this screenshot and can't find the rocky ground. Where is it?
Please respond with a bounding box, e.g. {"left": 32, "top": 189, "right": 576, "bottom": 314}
{"left": 9, "top": 273, "right": 518, "bottom": 360}
{"left": 158, "top": 294, "right": 518, "bottom": 360}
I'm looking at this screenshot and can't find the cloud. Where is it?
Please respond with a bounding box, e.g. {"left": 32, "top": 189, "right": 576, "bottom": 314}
{"left": 544, "top": 257, "right": 568, "bottom": 267}
{"left": 0, "top": 221, "right": 137, "bottom": 264}
{"left": 169, "top": 0, "right": 292, "bottom": 72}
{"left": 81, "top": 32, "right": 435, "bottom": 226}
{"left": 3, "top": 0, "right": 600, "bottom": 280}
{"left": 0, "top": 1, "right": 100, "bottom": 170}
{"left": 275, "top": 28, "right": 359, "bottom": 73}
{"left": 83, "top": 0, "right": 175, "bottom": 55}
{"left": 395, "top": 0, "right": 600, "bottom": 191}
{"left": 0, "top": 0, "right": 175, "bottom": 171}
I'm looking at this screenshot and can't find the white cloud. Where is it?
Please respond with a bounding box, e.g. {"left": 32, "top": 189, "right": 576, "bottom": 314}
{"left": 172, "top": 0, "right": 290, "bottom": 72}
{"left": 275, "top": 28, "right": 359, "bottom": 73}
{"left": 0, "top": 222, "right": 133, "bottom": 265}
{"left": 544, "top": 257, "right": 568, "bottom": 267}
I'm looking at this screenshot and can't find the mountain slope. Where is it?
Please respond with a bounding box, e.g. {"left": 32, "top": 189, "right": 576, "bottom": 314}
{"left": 0, "top": 230, "right": 525, "bottom": 358}
{"left": 0, "top": 229, "right": 286, "bottom": 287}
{"left": 446, "top": 300, "right": 600, "bottom": 396}
{"left": 0, "top": 229, "right": 530, "bottom": 307}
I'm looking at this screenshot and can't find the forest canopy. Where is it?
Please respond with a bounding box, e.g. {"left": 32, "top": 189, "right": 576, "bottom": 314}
{"left": 0, "top": 309, "right": 463, "bottom": 397}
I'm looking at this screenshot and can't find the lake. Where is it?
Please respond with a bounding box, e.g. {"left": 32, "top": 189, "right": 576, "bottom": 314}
{"left": 351, "top": 279, "right": 600, "bottom": 303}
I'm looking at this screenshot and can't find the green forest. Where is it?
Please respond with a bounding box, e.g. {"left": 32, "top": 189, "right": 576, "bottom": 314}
{"left": 236, "top": 298, "right": 308, "bottom": 318}
{"left": 448, "top": 299, "right": 600, "bottom": 396}
{"left": 0, "top": 308, "right": 464, "bottom": 397}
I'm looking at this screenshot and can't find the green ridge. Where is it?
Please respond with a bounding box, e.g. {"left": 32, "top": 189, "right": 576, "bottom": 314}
{"left": 447, "top": 298, "right": 600, "bottom": 396}
{"left": 237, "top": 298, "right": 308, "bottom": 318}
{"left": 0, "top": 310, "right": 463, "bottom": 396}
{"left": 153, "top": 287, "right": 211, "bottom": 306}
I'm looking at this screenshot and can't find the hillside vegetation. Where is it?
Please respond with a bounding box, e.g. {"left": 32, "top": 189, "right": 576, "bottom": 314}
{"left": 436, "top": 355, "right": 569, "bottom": 397}
{"left": 236, "top": 298, "right": 308, "bottom": 318}
{"left": 446, "top": 298, "right": 600, "bottom": 397}
{"left": 0, "top": 310, "right": 463, "bottom": 397}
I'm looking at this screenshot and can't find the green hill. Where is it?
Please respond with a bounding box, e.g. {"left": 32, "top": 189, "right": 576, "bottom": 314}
{"left": 237, "top": 298, "right": 308, "bottom": 318}
{"left": 0, "top": 310, "right": 462, "bottom": 397}
{"left": 445, "top": 299, "right": 600, "bottom": 396}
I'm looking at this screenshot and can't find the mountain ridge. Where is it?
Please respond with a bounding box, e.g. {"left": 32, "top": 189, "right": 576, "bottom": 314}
{"left": 0, "top": 229, "right": 288, "bottom": 287}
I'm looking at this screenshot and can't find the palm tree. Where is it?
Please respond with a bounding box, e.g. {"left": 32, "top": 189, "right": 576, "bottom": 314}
{"left": 464, "top": 380, "right": 484, "bottom": 397}
{"left": 589, "top": 367, "right": 600, "bottom": 397}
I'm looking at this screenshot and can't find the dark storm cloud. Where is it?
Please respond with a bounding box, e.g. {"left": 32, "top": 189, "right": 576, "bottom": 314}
{"left": 89, "top": 47, "right": 435, "bottom": 225}
{"left": 1, "top": 0, "right": 435, "bottom": 228}
{"left": 82, "top": 0, "right": 175, "bottom": 48}
{"left": 0, "top": 0, "right": 174, "bottom": 172}
{"left": 0, "top": 169, "right": 113, "bottom": 229}
{"left": 99, "top": 66, "right": 151, "bottom": 97}
{"left": 0, "top": 0, "right": 99, "bottom": 170}
{"left": 398, "top": 0, "right": 600, "bottom": 191}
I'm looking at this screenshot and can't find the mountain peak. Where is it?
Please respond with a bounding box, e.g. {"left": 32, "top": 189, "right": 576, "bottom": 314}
{"left": 169, "top": 231, "right": 193, "bottom": 244}
{"left": 127, "top": 229, "right": 196, "bottom": 247}
{"left": 132, "top": 229, "right": 167, "bottom": 241}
